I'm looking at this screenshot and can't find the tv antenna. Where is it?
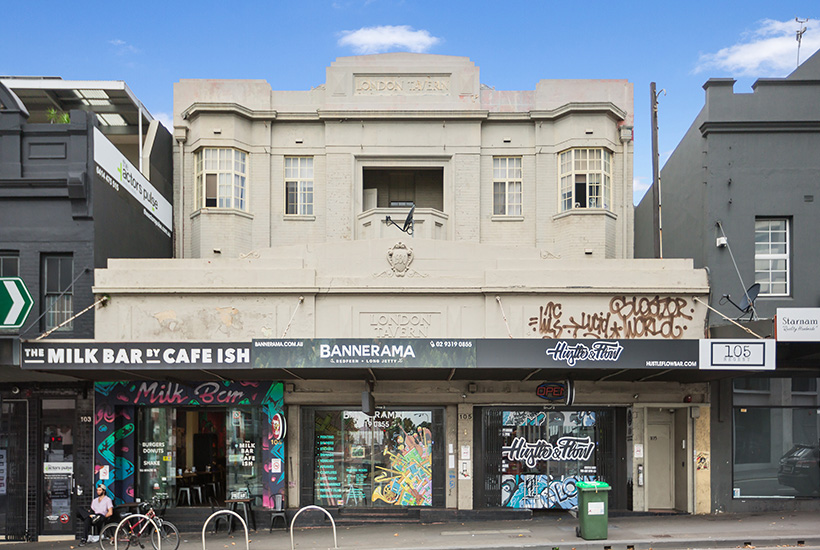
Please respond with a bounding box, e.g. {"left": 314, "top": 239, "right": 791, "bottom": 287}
{"left": 796, "top": 18, "right": 809, "bottom": 68}
{"left": 384, "top": 204, "right": 415, "bottom": 237}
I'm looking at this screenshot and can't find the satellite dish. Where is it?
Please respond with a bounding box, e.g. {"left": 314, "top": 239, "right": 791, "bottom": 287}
{"left": 738, "top": 283, "right": 760, "bottom": 312}
{"left": 401, "top": 205, "right": 415, "bottom": 234}
{"left": 720, "top": 283, "right": 760, "bottom": 320}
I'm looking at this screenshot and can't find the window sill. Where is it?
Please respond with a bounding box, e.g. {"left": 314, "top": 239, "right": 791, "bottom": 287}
{"left": 191, "top": 208, "right": 253, "bottom": 220}
{"left": 283, "top": 215, "right": 316, "bottom": 221}
{"left": 553, "top": 208, "right": 616, "bottom": 221}
{"left": 491, "top": 215, "right": 524, "bottom": 222}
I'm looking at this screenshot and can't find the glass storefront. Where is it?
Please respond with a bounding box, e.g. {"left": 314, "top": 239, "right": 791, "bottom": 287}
{"left": 95, "top": 381, "right": 285, "bottom": 509}
{"left": 307, "top": 408, "right": 443, "bottom": 507}
{"left": 479, "top": 408, "right": 616, "bottom": 510}
{"left": 733, "top": 376, "right": 820, "bottom": 498}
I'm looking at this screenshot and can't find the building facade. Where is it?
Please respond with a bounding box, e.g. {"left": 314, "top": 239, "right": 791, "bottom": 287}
{"left": 18, "top": 55, "right": 736, "bottom": 533}
{"left": 0, "top": 79, "right": 173, "bottom": 540}
{"left": 635, "top": 50, "right": 820, "bottom": 511}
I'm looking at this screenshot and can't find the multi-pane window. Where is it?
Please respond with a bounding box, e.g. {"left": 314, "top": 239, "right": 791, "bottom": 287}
{"left": 42, "top": 255, "right": 73, "bottom": 331}
{"left": 0, "top": 252, "right": 19, "bottom": 277}
{"left": 493, "top": 157, "right": 522, "bottom": 216}
{"left": 755, "top": 219, "right": 789, "bottom": 296}
{"left": 194, "top": 148, "right": 247, "bottom": 210}
{"left": 285, "top": 157, "right": 314, "bottom": 215}
{"left": 559, "top": 148, "right": 612, "bottom": 211}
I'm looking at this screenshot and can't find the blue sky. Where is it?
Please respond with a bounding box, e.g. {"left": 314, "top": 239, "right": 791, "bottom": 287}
{"left": 3, "top": 1, "right": 818, "bottom": 205}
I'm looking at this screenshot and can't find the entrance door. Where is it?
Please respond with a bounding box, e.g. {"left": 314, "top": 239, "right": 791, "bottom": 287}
{"left": 646, "top": 409, "right": 674, "bottom": 510}
{"left": 137, "top": 408, "right": 176, "bottom": 503}
{"left": 42, "top": 399, "right": 75, "bottom": 535}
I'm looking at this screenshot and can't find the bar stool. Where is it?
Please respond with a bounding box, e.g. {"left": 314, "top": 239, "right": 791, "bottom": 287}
{"left": 269, "top": 493, "right": 287, "bottom": 532}
{"left": 192, "top": 485, "right": 204, "bottom": 505}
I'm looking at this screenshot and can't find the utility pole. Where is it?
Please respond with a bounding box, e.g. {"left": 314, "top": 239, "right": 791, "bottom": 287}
{"left": 650, "top": 82, "right": 664, "bottom": 258}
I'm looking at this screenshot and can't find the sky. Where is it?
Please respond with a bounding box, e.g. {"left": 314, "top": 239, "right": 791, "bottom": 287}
{"left": 3, "top": 1, "right": 818, "bottom": 206}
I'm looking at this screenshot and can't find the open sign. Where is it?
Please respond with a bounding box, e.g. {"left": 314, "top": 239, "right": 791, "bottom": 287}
{"left": 536, "top": 380, "right": 573, "bottom": 405}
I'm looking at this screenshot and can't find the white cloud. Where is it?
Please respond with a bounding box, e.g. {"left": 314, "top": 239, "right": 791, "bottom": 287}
{"left": 109, "top": 38, "right": 140, "bottom": 55}
{"left": 338, "top": 25, "right": 441, "bottom": 54}
{"left": 695, "top": 18, "right": 820, "bottom": 76}
{"left": 152, "top": 112, "right": 173, "bottom": 131}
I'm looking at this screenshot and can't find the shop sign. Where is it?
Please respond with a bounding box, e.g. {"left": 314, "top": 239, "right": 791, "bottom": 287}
{"left": 95, "top": 380, "right": 278, "bottom": 406}
{"left": 536, "top": 380, "right": 574, "bottom": 405}
{"left": 253, "top": 338, "right": 476, "bottom": 368}
{"left": 698, "top": 339, "right": 775, "bottom": 370}
{"left": 776, "top": 308, "right": 820, "bottom": 341}
{"left": 22, "top": 342, "right": 250, "bottom": 370}
{"left": 94, "top": 128, "right": 172, "bottom": 235}
{"left": 502, "top": 436, "right": 596, "bottom": 468}
{"left": 478, "top": 339, "right": 700, "bottom": 369}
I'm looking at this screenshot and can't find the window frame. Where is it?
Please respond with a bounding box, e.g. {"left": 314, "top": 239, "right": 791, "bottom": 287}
{"left": 558, "top": 148, "right": 612, "bottom": 212}
{"left": 0, "top": 251, "right": 19, "bottom": 277}
{"left": 492, "top": 156, "right": 523, "bottom": 217}
{"left": 284, "top": 156, "right": 314, "bottom": 216}
{"left": 194, "top": 148, "right": 248, "bottom": 211}
{"left": 754, "top": 218, "right": 790, "bottom": 297}
{"left": 41, "top": 254, "right": 73, "bottom": 332}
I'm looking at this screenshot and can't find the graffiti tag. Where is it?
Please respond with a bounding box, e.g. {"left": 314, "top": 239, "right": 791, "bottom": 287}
{"left": 529, "top": 296, "right": 694, "bottom": 339}
{"left": 502, "top": 436, "right": 596, "bottom": 468}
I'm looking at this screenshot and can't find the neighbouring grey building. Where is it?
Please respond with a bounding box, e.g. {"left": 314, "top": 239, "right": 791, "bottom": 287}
{"left": 635, "top": 49, "right": 820, "bottom": 511}
{"left": 0, "top": 78, "right": 173, "bottom": 540}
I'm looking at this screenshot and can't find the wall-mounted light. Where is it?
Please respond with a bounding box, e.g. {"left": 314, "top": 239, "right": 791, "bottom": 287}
{"left": 213, "top": 128, "right": 222, "bottom": 134}
{"left": 716, "top": 237, "right": 728, "bottom": 248}
{"left": 468, "top": 383, "right": 477, "bottom": 394}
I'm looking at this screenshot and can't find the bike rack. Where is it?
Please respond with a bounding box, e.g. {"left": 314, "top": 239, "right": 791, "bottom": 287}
{"left": 289, "top": 505, "right": 338, "bottom": 550}
{"left": 113, "top": 513, "right": 160, "bottom": 550}
{"left": 200, "top": 510, "right": 249, "bottom": 550}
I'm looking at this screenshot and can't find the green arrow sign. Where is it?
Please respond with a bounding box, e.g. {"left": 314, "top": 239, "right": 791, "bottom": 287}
{"left": 0, "top": 277, "right": 34, "bottom": 329}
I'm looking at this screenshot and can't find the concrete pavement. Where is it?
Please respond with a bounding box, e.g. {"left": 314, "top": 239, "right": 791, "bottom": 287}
{"left": 6, "top": 510, "right": 820, "bottom": 550}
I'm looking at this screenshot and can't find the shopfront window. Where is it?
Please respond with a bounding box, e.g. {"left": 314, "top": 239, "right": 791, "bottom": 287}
{"left": 483, "top": 408, "right": 608, "bottom": 510}
{"left": 137, "top": 408, "right": 176, "bottom": 503}
{"left": 226, "top": 408, "right": 263, "bottom": 505}
{"left": 312, "top": 409, "right": 435, "bottom": 507}
{"left": 733, "top": 376, "right": 820, "bottom": 498}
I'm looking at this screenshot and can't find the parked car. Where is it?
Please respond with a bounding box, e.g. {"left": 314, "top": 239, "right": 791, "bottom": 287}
{"left": 777, "top": 444, "right": 820, "bottom": 496}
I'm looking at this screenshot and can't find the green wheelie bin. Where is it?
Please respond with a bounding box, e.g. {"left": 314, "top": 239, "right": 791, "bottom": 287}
{"left": 575, "top": 480, "right": 610, "bottom": 540}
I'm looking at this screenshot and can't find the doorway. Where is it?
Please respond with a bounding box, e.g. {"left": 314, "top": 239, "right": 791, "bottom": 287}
{"left": 646, "top": 408, "right": 689, "bottom": 512}
{"left": 41, "top": 399, "right": 75, "bottom": 535}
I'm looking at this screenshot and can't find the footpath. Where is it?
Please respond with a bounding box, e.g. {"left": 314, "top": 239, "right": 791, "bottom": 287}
{"left": 8, "top": 510, "right": 820, "bottom": 550}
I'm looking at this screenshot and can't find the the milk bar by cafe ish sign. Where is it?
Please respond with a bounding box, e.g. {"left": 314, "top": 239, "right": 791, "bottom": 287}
{"left": 22, "top": 342, "right": 250, "bottom": 369}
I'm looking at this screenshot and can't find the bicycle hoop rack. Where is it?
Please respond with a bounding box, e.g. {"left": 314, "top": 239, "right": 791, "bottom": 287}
{"left": 114, "top": 513, "right": 161, "bottom": 550}
{"left": 200, "top": 510, "right": 249, "bottom": 550}
{"left": 289, "top": 505, "right": 338, "bottom": 550}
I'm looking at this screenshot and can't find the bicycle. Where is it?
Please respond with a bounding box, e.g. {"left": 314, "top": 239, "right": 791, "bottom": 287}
{"left": 99, "top": 498, "right": 180, "bottom": 550}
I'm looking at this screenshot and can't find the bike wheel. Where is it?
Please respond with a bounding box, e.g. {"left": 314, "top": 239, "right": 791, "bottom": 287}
{"left": 99, "top": 523, "right": 131, "bottom": 550}
{"left": 150, "top": 522, "right": 180, "bottom": 550}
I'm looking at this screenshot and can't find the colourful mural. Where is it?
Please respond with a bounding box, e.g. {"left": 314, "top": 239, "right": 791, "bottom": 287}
{"left": 372, "top": 425, "right": 433, "bottom": 506}
{"left": 501, "top": 474, "right": 595, "bottom": 509}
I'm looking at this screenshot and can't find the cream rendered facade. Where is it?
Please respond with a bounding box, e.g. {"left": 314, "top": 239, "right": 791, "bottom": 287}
{"left": 90, "top": 54, "right": 713, "bottom": 517}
